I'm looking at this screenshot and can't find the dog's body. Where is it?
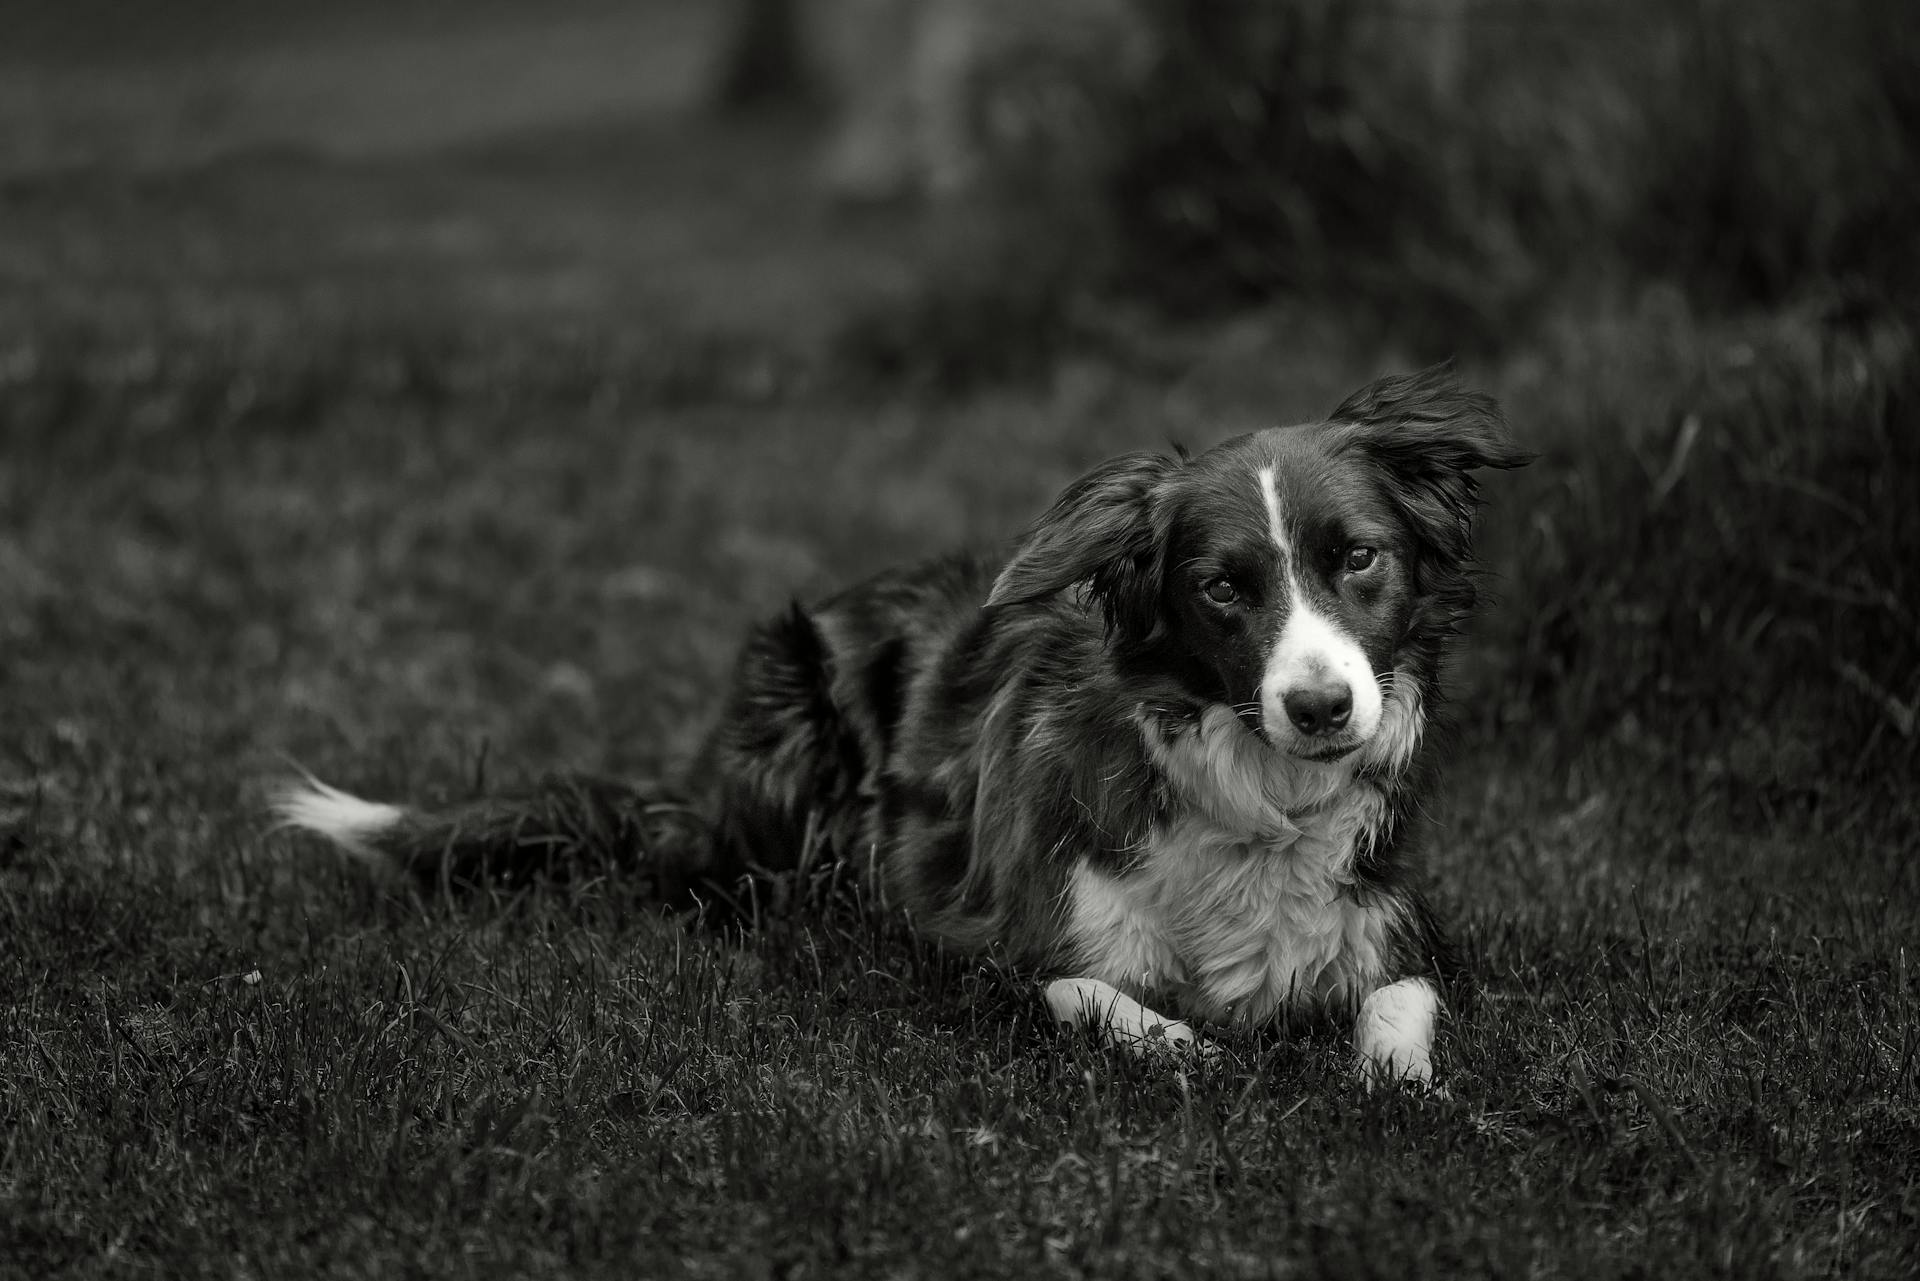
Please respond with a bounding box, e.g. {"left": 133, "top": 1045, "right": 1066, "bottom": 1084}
{"left": 278, "top": 367, "right": 1526, "bottom": 1082}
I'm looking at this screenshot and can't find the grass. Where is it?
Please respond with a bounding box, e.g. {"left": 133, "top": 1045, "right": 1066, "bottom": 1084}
{"left": 4, "top": 15, "right": 1920, "bottom": 1276}
{"left": 5, "top": 272, "right": 1917, "bottom": 1279}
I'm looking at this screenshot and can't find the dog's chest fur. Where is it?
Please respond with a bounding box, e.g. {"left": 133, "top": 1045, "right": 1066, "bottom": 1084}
{"left": 1068, "top": 707, "right": 1398, "bottom": 1026}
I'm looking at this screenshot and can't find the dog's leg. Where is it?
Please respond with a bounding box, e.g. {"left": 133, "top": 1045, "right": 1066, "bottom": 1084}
{"left": 1043, "top": 977, "right": 1209, "bottom": 1056}
{"left": 1353, "top": 977, "right": 1440, "bottom": 1085}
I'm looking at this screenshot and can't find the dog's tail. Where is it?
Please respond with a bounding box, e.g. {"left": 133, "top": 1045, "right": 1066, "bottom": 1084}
{"left": 270, "top": 770, "right": 714, "bottom": 897}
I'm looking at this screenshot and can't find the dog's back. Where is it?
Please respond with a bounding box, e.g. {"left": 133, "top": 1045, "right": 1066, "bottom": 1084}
{"left": 687, "top": 550, "right": 1000, "bottom": 897}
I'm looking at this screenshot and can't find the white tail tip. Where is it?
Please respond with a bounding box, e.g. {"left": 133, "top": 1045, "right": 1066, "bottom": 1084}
{"left": 271, "top": 777, "right": 407, "bottom": 866}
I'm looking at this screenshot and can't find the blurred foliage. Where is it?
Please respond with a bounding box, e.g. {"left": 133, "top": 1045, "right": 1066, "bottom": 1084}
{"left": 715, "top": 0, "right": 818, "bottom": 110}
{"left": 1489, "top": 299, "right": 1920, "bottom": 803}
{"left": 1108, "top": 1, "right": 1526, "bottom": 327}
{"left": 1627, "top": 0, "right": 1920, "bottom": 302}
{"left": 916, "top": 0, "right": 1919, "bottom": 361}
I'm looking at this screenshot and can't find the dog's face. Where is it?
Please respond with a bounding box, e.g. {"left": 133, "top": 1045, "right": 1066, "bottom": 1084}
{"left": 988, "top": 366, "right": 1530, "bottom": 763}
{"left": 1158, "top": 430, "right": 1419, "bottom": 759}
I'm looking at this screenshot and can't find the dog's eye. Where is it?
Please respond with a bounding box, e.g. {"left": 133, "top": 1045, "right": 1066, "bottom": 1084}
{"left": 1344, "top": 546, "right": 1378, "bottom": 573}
{"left": 1204, "top": 579, "right": 1238, "bottom": 605}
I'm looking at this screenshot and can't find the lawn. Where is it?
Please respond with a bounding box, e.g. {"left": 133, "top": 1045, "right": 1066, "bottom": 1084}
{"left": 3, "top": 10, "right": 1918, "bottom": 1278}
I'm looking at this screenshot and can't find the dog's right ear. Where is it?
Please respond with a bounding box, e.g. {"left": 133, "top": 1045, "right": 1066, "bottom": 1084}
{"left": 985, "top": 451, "right": 1183, "bottom": 639}
{"left": 1330, "top": 364, "right": 1532, "bottom": 563}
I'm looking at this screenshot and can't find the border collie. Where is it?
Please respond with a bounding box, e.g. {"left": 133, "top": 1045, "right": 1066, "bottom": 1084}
{"left": 276, "top": 365, "right": 1528, "bottom": 1083}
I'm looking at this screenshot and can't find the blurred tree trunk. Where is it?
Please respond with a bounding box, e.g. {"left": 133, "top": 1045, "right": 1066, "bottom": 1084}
{"left": 715, "top": 0, "right": 816, "bottom": 109}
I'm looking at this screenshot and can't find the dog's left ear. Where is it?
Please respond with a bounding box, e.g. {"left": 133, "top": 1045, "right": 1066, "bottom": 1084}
{"left": 986, "top": 450, "right": 1183, "bottom": 641}
{"left": 1330, "top": 364, "right": 1532, "bottom": 559}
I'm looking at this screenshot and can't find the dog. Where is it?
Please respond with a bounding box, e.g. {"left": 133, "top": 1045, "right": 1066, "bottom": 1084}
{"left": 276, "top": 365, "right": 1528, "bottom": 1083}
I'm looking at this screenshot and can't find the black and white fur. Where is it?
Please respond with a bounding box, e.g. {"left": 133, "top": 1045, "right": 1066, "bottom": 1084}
{"left": 276, "top": 366, "right": 1528, "bottom": 1083}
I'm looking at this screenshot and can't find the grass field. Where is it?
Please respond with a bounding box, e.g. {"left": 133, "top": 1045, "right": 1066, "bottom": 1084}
{"left": 4, "top": 9, "right": 1920, "bottom": 1278}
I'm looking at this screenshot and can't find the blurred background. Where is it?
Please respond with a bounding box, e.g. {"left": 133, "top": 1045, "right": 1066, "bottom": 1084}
{"left": 8, "top": 0, "right": 1912, "bottom": 374}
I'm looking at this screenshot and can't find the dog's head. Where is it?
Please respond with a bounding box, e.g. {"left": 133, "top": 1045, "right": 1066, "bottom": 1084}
{"left": 987, "top": 365, "right": 1530, "bottom": 763}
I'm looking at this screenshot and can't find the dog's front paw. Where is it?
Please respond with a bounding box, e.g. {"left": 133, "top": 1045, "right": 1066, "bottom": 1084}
{"left": 1136, "top": 1015, "right": 1213, "bottom": 1055}
{"left": 1044, "top": 977, "right": 1219, "bottom": 1061}
{"left": 1353, "top": 1046, "right": 1437, "bottom": 1091}
{"left": 1120, "top": 1017, "right": 1228, "bottom": 1067}
{"left": 1142, "top": 1014, "right": 1196, "bottom": 1045}
{"left": 1353, "top": 977, "right": 1441, "bottom": 1091}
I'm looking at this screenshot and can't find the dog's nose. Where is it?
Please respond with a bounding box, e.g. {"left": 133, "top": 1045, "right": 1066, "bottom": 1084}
{"left": 1283, "top": 682, "right": 1352, "bottom": 737}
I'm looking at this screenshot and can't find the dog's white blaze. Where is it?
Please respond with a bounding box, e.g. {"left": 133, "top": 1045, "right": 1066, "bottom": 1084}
{"left": 1256, "top": 464, "right": 1295, "bottom": 565}
{"left": 1254, "top": 464, "right": 1383, "bottom": 746}
{"left": 1354, "top": 977, "right": 1440, "bottom": 1084}
{"left": 272, "top": 779, "right": 405, "bottom": 866}
{"left": 1043, "top": 976, "right": 1203, "bottom": 1053}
